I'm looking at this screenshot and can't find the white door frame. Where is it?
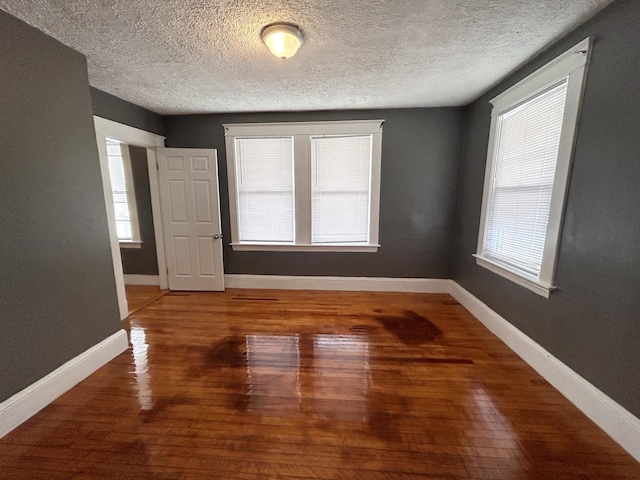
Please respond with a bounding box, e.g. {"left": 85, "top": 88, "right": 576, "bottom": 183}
{"left": 94, "top": 116, "right": 167, "bottom": 319}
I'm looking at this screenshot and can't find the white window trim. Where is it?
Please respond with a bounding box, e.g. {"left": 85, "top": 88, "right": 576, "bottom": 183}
{"left": 230, "top": 243, "right": 380, "bottom": 253}
{"left": 475, "top": 38, "right": 592, "bottom": 298}
{"left": 224, "top": 120, "right": 383, "bottom": 252}
{"left": 119, "top": 241, "right": 143, "bottom": 249}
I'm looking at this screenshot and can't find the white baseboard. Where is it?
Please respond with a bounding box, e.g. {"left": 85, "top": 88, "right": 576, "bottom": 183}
{"left": 0, "top": 329, "right": 129, "bottom": 439}
{"left": 224, "top": 274, "right": 450, "bottom": 293}
{"left": 124, "top": 274, "right": 160, "bottom": 286}
{"left": 448, "top": 282, "right": 640, "bottom": 462}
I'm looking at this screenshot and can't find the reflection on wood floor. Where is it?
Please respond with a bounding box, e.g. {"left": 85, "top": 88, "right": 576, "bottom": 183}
{"left": 1, "top": 289, "right": 639, "bottom": 479}
{"left": 125, "top": 284, "right": 167, "bottom": 316}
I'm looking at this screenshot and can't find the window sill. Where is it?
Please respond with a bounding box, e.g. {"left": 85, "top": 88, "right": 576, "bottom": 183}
{"left": 231, "top": 243, "right": 380, "bottom": 253}
{"left": 120, "top": 241, "right": 142, "bottom": 249}
{"left": 473, "top": 254, "right": 555, "bottom": 298}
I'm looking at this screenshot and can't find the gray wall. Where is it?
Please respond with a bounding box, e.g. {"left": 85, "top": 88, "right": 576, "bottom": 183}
{"left": 91, "top": 87, "right": 164, "bottom": 136}
{"left": 120, "top": 146, "right": 159, "bottom": 275}
{"left": 452, "top": 0, "right": 640, "bottom": 417}
{"left": 163, "top": 109, "right": 465, "bottom": 278}
{"left": 0, "top": 12, "right": 121, "bottom": 401}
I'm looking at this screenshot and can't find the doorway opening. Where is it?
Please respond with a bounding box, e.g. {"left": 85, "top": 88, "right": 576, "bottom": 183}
{"left": 94, "top": 116, "right": 168, "bottom": 319}
{"left": 94, "top": 117, "right": 225, "bottom": 320}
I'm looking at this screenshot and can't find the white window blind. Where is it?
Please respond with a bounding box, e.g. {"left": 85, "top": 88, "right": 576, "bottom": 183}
{"left": 106, "top": 139, "right": 133, "bottom": 241}
{"left": 235, "top": 137, "right": 295, "bottom": 243}
{"left": 311, "top": 135, "right": 372, "bottom": 243}
{"left": 483, "top": 80, "right": 568, "bottom": 278}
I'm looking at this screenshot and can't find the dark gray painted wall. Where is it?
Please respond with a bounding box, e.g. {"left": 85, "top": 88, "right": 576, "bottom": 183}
{"left": 120, "top": 146, "right": 158, "bottom": 275}
{"left": 0, "top": 11, "right": 121, "bottom": 401}
{"left": 452, "top": 0, "right": 640, "bottom": 417}
{"left": 91, "top": 87, "right": 164, "bottom": 136}
{"left": 163, "top": 109, "right": 465, "bottom": 278}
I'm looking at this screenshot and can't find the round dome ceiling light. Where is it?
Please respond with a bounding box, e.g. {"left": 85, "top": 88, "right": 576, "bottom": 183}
{"left": 261, "top": 23, "right": 304, "bottom": 60}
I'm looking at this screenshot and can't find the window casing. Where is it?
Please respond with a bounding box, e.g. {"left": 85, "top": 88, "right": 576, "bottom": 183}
{"left": 105, "top": 139, "right": 142, "bottom": 248}
{"left": 475, "top": 38, "right": 591, "bottom": 297}
{"left": 224, "top": 120, "right": 383, "bottom": 252}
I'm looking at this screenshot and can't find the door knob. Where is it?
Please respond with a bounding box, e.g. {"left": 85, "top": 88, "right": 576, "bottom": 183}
{"left": 213, "top": 234, "right": 222, "bottom": 240}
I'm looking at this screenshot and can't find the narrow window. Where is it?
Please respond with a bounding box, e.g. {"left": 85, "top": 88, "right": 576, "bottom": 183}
{"left": 106, "top": 139, "right": 141, "bottom": 246}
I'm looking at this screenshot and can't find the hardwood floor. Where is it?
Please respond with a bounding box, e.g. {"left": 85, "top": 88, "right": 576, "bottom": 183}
{"left": 125, "top": 285, "right": 167, "bottom": 316}
{"left": 1, "top": 289, "right": 638, "bottom": 479}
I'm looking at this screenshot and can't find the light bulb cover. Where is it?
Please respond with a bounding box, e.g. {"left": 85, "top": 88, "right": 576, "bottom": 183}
{"left": 261, "top": 23, "right": 304, "bottom": 60}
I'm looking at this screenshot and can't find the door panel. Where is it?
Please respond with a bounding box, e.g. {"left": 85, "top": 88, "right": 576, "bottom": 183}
{"left": 168, "top": 180, "right": 188, "bottom": 222}
{"left": 194, "top": 180, "right": 213, "bottom": 222}
{"left": 197, "top": 236, "right": 216, "bottom": 275}
{"left": 157, "top": 148, "right": 224, "bottom": 291}
{"left": 174, "top": 236, "right": 192, "bottom": 276}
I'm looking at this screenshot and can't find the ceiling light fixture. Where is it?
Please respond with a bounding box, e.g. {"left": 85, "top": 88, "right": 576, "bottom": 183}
{"left": 261, "top": 23, "right": 304, "bottom": 60}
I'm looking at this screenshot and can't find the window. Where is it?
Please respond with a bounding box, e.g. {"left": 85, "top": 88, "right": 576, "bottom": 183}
{"left": 224, "top": 120, "right": 383, "bottom": 252}
{"left": 475, "top": 39, "right": 591, "bottom": 297}
{"left": 105, "top": 139, "right": 141, "bottom": 247}
{"left": 311, "top": 135, "right": 372, "bottom": 243}
{"left": 235, "top": 137, "right": 295, "bottom": 243}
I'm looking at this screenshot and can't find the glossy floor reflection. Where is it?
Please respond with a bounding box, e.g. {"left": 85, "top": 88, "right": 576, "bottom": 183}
{"left": 1, "top": 289, "right": 638, "bottom": 479}
{"left": 246, "top": 335, "right": 301, "bottom": 416}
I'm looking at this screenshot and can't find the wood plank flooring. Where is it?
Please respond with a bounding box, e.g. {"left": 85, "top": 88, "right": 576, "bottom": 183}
{"left": 1, "top": 289, "right": 638, "bottom": 479}
{"left": 125, "top": 285, "right": 167, "bottom": 316}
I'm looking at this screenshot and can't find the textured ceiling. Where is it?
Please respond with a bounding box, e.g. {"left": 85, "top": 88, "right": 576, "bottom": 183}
{"left": 0, "top": 0, "right": 614, "bottom": 114}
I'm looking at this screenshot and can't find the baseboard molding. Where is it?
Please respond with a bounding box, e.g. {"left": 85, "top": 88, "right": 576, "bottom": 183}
{"left": 449, "top": 282, "right": 640, "bottom": 462}
{"left": 0, "top": 329, "right": 129, "bottom": 439}
{"left": 124, "top": 274, "right": 160, "bottom": 286}
{"left": 224, "top": 274, "right": 450, "bottom": 293}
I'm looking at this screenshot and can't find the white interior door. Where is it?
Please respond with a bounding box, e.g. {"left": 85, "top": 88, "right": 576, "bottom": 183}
{"left": 157, "top": 148, "right": 224, "bottom": 291}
